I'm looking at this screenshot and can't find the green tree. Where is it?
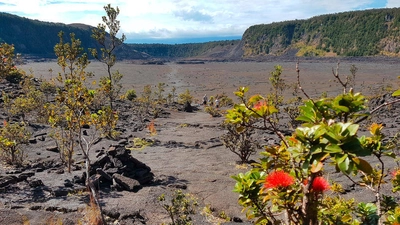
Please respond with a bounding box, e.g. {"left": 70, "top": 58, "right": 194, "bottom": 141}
{"left": 48, "top": 31, "right": 117, "bottom": 224}
{"left": 91, "top": 4, "right": 126, "bottom": 110}
{"left": 178, "top": 89, "right": 194, "bottom": 104}
{"left": 0, "top": 121, "right": 31, "bottom": 165}
{"left": 0, "top": 43, "right": 24, "bottom": 83}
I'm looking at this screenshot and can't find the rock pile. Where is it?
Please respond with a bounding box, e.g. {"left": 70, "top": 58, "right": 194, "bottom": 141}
{"left": 88, "top": 144, "right": 154, "bottom": 192}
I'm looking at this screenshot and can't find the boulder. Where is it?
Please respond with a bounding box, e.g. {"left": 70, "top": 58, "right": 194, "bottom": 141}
{"left": 112, "top": 174, "right": 141, "bottom": 192}
{"left": 46, "top": 146, "right": 59, "bottom": 152}
{"left": 29, "top": 138, "right": 37, "bottom": 144}
{"left": 183, "top": 101, "right": 193, "bottom": 112}
{"left": 0, "top": 175, "right": 18, "bottom": 188}
{"left": 28, "top": 178, "right": 44, "bottom": 188}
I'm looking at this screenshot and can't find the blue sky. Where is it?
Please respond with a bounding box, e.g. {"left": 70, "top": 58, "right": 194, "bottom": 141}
{"left": 1, "top": 0, "right": 400, "bottom": 44}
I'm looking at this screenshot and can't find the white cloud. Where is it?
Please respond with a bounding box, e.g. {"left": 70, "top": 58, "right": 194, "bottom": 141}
{"left": 386, "top": 0, "right": 400, "bottom": 8}
{"left": 2, "top": 0, "right": 400, "bottom": 41}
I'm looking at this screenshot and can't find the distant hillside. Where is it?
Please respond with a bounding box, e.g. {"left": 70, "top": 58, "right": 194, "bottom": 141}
{"left": 242, "top": 8, "right": 400, "bottom": 57}
{"left": 127, "top": 40, "right": 242, "bottom": 59}
{"left": 0, "top": 13, "right": 147, "bottom": 59}
{"left": 3, "top": 8, "right": 400, "bottom": 59}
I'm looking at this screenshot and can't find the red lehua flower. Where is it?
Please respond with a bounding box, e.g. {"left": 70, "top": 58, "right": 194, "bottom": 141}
{"left": 312, "top": 177, "right": 330, "bottom": 192}
{"left": 391, "top": 169, "right": 400, "bottom": 178}
{"left": 264, "top": 171, "right": 294, "bottom": 189}
{"left": 253, "top": 100, "right": 267, "bottom": 110}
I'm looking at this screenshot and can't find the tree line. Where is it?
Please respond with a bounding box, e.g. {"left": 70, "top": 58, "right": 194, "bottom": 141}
{"left": 242, "top": 7, "right": 400, "bottom": 57}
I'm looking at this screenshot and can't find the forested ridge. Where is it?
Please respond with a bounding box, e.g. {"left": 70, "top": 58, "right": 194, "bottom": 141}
{"left": 3, "top": 7, "right": 400, "bottom": 59}
{"left": 0, "top": 12, "right": 98, "bottom": 57}
{"left": 242, "top": 7, "right": 400, "bottom": 57}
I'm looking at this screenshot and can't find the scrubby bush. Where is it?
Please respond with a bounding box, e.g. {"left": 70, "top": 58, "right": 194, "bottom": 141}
{"left": 132, "top": 84, "right": 164, "bottom": 121}
{"left": 221, "top": 121, "right": 260, "bottom": 164}
{"left": 125, "top": 88, "right": 137, "bottom": 101}
{"left": 0, "top": 43, "right": 25, "bottom": 83}
{"left": 204, "top": 106, "right": 222, "bottom": 117}
{"left": 178, "top": 89, "right": 194, "bottom": 104}
{"left": 159, "top": 189, "right": 198, "bottom": 225}
{"left": 0, "top": 121, "right": 31, "bottom": 165}
{"left": 39, "top": 79, "right": 57, "bottom": 101}
{"left": 216, "top": 93, "right": 234, "bottom": 107}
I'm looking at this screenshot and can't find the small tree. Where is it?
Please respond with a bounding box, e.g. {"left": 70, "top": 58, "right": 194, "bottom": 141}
{"left": 91, "top": 4, "right": 126, "bottom": 111}
{"left": 221, "top": 122, "right": 260, "bottom": 164}
{"left": 178, "top": 89, "right": 194, "bottom": 104}
{"left": 8, "top": 76, "right": 45, "bottom": 123}
{"left": 159, "top": 189, "right": 198, "bottom": 225}
{"left": 48, "top": 31, "right": 117, "bottom": 224}
{"left": 269, "top": 64, "right": 286, "bottom": 108}
{"left": 349, "top": 64, "right": 358, "bottom": 89}
{"left": 0, "top": 121, "right": 31, "bottom": 165}
{"left": 155, "top": 82, "right": 166, "bottom": 104}
{"left": 0, "top": 43, "right": 24, "bottom": 83}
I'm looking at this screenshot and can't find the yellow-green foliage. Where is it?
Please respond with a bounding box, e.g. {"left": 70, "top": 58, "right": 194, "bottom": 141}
{"left": 204, "top": 106, "right": 222, "bottom": 117}
{"left": 125, "top": 89, "right": 137, "bottom": 101}
{"left": 178, "top": 89, "right": 193, "bottom": 104}
{"left": 296, "top": 43, "right": 326, "bottom": 57}
{"left": 0, "top": 43, "right": 25, "bottom": 83}
{"left": 216, "top": 93, "right": 233, "bottom": 107}
{"left": 39, "top": 79, "right": 57, "bottom": 101}
{"left": 126, "top": 137, "right": 153, "bottom": 151}
{"left": 91, "top": 4, "right": 125, "bottom": 111}
{"left": 159, "top": 190, "right": 198, "bottom": 225}
{"left": 48, "top": 31, "right": 118, "bottom": 173}
{"left": 0, "top": 121, "right": 31, "bottom": 165}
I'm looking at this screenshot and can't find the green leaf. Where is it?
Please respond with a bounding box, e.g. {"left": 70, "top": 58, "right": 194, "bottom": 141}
{"left": 352, "top": 157, "right": 372, "bottom": 174}
{"left": 267, "top": 105, "right": 278, "bottom": 115}
{"left": 346, "top": 124, "right": 359, "bottom": 136}
{"left": 311, "top": 161, "right": 324, "bottom": 173}
{"left": 336, "top": 105, "right": 350, "bottom": 113}
{"left": 325, "top": 144, "right": 342, "bottom": 153}
{"left": 392, "top": 89, "right": 400, "bottom": 97}
{"left": 335, "top": 153, "right": 348, "bottom": 164}
{"left": 384, "top": 152, "right": 396, "bottom": 158}
{"left": 312, "top": 125, "right": 326, "bottom": 139}
{"left": 296, "top": 115, "right": 314, "bottom": 123}
{"left": 248, "top": 95, "right": 263, "bottom": 104}
{"left": 236, "top": 126, "right": 245, "bottom": 133}
{"left": 338, "top": 156, "right": 350, "bottom": 173}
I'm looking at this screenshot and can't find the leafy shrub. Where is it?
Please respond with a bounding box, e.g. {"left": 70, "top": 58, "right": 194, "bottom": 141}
{"left": 5, "top": 70, "right": 24, "bottom": 83}
{"left": 216, "top": 93, "right": 233, "bottom": 107}
{"left": 178, "top": 89, "right": 193, "bottom": 104}
{"left": 125, "top": 89, "right": 137, "bottom": 101}
{"left": 204, "top": 106, "right": 222, "bottom": 117}
{"left": 227, "top": 77, "right": 400, "bottom": 224}
{"left": 0, "top": 121, "right": 31, "bottom": 165}
{"left": 221, "top": 122, "right": 260, "bottom": 164}
{"left": 159, "top": 190, "right": 198, "bottom": 225}
{"left": 39, "top": 79, "right": 57, "bottom": 101}
{"left": 0, "top": 43, "right": 24, "bottom": 83}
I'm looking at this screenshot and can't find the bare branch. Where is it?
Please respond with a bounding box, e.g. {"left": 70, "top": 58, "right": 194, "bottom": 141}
{"left": 356, "top": 98, "right": 400, "bottom": 123}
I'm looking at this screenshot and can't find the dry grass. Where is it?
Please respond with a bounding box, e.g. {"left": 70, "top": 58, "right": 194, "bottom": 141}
{"left": 147, "top": 120, "right": 157, "bottom": 136}
{"left": 83, "top": 198, "right": 103, "bottom": 225}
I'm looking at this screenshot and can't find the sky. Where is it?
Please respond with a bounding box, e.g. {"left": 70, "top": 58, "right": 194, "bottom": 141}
{"left": 1, "top": 0, "right": 400, "bottom": 44}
